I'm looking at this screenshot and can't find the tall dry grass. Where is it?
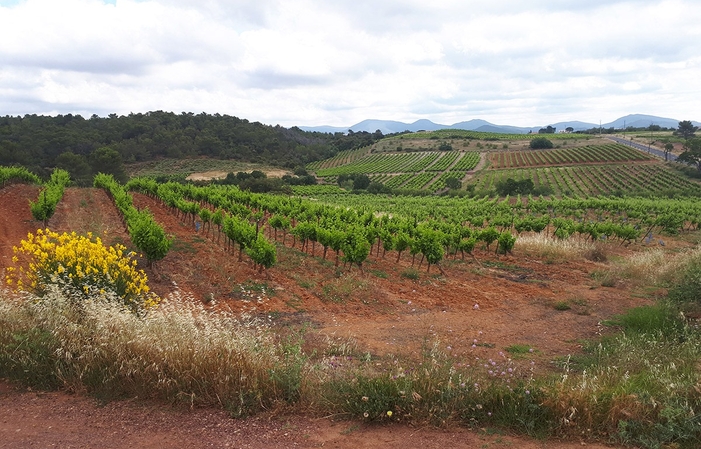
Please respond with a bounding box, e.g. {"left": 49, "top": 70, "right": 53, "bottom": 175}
{"left": 515, "top": 233, "right": 596, "bottom": 260}
{"left": 0, "top": 286, "right": 308, "bottom": 415}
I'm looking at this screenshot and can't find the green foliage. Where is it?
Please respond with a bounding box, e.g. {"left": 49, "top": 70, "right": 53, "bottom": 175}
{"left": 676, "top": 120, "right": 698, "bottom": 140}
{"left": 352, "top": 174, "right": 371, "bottom": 190}
{"left": 677, "top": 138, "right": 701, "bottom": 172}
{"left": 94, "top": 173, "right": 172, "bottom": 266}
{"left": 341, "top": 228, "right": 371, "bottom": 272}
{"left": 245, "top": 234, "right": 277, "bottom": 271}
{"left": 497, "top": 231, "right": 516, "bottom": 254}
{"left": 495, "top": 178, "right": 535, "bottom": 196}
{"left": 530, "top": 137, "right": 554, "bottom": 149}
{"left": 668, "top": 252, "right": 701, "bottom": 304}
{"left": 445, "top": 176, "right": 462, "bottom": 190}
{"left": 606, "top": 303, "right": 685, "bottom": 337}
{"left": 478, "top": 227, "right": 500, "bottom": 250}
{"left": 129, "top": 210, "right": 173, "bottom": 266}
{"left": 0, "top": 327, "right": 61, "bottom": 389}
{"left": 0, "top": 112, "right": 349, "bottom": 174}
{"left": 416, "top": 228, "right": 444, "bottom": 271}
{"left": 29, "top": 169, "right": 71, "bottom": 225}
{"left": 0, "top": 166, "right": 41, "bottom": 186}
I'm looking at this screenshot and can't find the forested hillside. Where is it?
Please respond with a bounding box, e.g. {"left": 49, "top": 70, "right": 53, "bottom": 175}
{"left": 0, "top": 111, "right": 387, "bottom": 184}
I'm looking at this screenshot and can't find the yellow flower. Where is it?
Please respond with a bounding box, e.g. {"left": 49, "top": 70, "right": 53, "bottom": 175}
{"left": 5, "top": 228, "right": 159, "bottom": 312}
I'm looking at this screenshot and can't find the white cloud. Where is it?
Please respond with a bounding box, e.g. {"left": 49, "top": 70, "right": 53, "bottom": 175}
{"left": 0, "top": 0, "right": 699, "bottom": 127}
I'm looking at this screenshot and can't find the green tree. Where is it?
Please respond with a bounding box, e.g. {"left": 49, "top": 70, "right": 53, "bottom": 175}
{"left": 676, "top": 120, "right": 698, "bottom": 140}
{"left": 677, "top": 138, "right": 701, "bottom": 172}
{"left": 91, "top": 147, "right": 127, "bottom": 183}
{"left": 445, "top": 177, "right": 462, "bottom": 190}
{"left": 530, "top": 137, "right": 553, "bottom": 149}
{"left": 55, "top": 151, "right": 93, "bottom": 186}
{"left": 352, "top": 174, "right": 371, "bottom": 190}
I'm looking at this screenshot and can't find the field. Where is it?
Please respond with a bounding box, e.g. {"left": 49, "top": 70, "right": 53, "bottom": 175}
{"left": 307, "top": 131, "right": 701, "bottom": 197}
{"left": 126, "top": 158, "right": 292, "bottom": 180}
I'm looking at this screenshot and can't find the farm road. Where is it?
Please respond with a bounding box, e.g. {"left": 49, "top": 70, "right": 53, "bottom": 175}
{"left": 607, "top": 136, "right": 677, "bottom": 161}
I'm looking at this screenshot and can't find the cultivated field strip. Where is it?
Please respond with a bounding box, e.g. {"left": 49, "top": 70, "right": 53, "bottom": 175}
{"left": 488, "top": 144, "right": 651, "bottom": 169}
{"left": 474, "top": 164, "right": 701, "bottom": 197}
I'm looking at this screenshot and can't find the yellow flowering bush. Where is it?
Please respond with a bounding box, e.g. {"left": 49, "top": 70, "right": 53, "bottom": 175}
{"left": 5, "top": 229, "right": 159, "bottom": 312}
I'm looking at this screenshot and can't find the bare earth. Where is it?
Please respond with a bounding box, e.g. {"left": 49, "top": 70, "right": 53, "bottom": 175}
{"left": 0, "top": 183, "right": 663, "bottom": 448}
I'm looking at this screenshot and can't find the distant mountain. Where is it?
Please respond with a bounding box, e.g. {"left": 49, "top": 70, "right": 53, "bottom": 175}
{"left": 601, "top": 114, "right": 688, "bottom": 130}
{"left": 548, "top": 121, "right": 598, "bottom": 132}
{"left": 298, "top": 114, "right": 700, "bottom": 135}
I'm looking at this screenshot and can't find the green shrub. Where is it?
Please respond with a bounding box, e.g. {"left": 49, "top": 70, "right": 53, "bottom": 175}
{"left": 529, "top": 137, "right": 554, "bottom": 149}
{"left": 668, "top": 255, "right": 701, "bottom": 304}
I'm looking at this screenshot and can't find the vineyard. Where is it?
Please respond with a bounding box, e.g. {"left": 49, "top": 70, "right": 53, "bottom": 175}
{"left": 6, "top": 165, "right": 700, "bottom": 290}
{"left": 307, "top": 137, "right": 701, "bottom": 197}
{"left": 487, "top": 144, "right": 651, "bottom": 169}
{"left": 310, "top": 150, "right": 481, "bottom": 192}
{"left": 3, "top": 163, "right": 701, "bottom": 448}
{"left": 473, "top": 163, "right": 701, "bottom": 197}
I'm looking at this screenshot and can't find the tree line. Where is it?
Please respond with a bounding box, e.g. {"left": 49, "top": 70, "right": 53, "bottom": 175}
{"left": 0, "top": 111, "right": 390, "bottom": 184}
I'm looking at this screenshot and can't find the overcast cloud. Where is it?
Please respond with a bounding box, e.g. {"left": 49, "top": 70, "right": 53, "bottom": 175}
{"left": 0, "top": 0, "right": 699, "bottom": 127}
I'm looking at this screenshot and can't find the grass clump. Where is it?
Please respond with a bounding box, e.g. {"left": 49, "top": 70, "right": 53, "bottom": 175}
{"left": 553, "top": 300, "right": 571, "bottom": 311}
{"left": 515, "top": 234, "right": 595, "bottom": 261}
{"left": 554, "top": 302, "right": 701, "bottom": 448}
{"left": 400, "top": 268, "right": 420, "bottom": 280}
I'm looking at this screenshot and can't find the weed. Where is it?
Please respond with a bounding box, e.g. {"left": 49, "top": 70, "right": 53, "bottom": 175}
{"left": 369, "top": 269, "right": 388, "bottom": 279}
{"left": 553, "top": 300, "right": 571, "bottom": 311}
{"left": 295, "top": 277, "right": 315, "bottom": 289}
{"left": 504, "top": 344, "right": 534, "bottom": 356}
{"left": 320, "top": 274, "right": 369, "bottom": 303}
{"left": 400, "top": 268, "right": 420, "bottom": 280}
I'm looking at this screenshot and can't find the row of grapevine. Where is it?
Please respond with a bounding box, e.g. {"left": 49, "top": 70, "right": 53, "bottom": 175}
{"left": 426, "top": 171, "right": 467, "bottom": 192}
{"left": 383, "top": 173, "right": 414, "bottom": 189}
{"left": 291, "top": 185, "right": 348, "bottom": 196}
{"left": 401, "top": 172, "right": 437, "bottom": 190}
{"left": 450, "top": 152, "right": 481, "bottom": 171}
{"left": 0, "top": 166, "right": 41, "bottom": 187}
{"left": 315, "top": 150, "right": 479, "bottom": 178}
{"left": 315, "top": 152, "right": 428, "bottom": 177}
{"left": 29, "top": 169, "right": 71, "bottom": 226}
{"left": 426, "top": 151, "right": 461, "bottom": 171}
{"left": 304, "top": 190, "right": 700, "bottom": 235}
{"left": 126, "top": 180, "right": 526, "bottom": 274}
{"left": 488, "top": 144, "right": 651, "bottom": 169}
{"left": 307, "top": 146, "right": 371, "bottom": 171}
{"left": 128, "top": 177, "right": 701, "bottom": 281}
{"left": 473, "top": 164, "right": 701, "bottom": 197}
{"left": 94, "top": 174, "right": 173, "bottom": 267}
{"left": 126, "top": 178, "right": 277, "bottom": 274}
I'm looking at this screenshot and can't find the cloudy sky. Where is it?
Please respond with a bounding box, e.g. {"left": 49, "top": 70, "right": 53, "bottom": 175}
{"left": 1, "top": 0, "right": 699, "bottom": 127}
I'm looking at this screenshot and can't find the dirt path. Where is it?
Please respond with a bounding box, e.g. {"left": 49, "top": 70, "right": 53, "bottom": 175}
{"left": 0, "top": 379, "right": 619, "bottom": 449}
{"left": 0, "top": 183, "right": 40, "bottom": 268}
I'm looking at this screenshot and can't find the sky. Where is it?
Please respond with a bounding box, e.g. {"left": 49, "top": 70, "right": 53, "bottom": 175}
{"left": 1, "top": 0, "right": 699, "bottom": 128}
